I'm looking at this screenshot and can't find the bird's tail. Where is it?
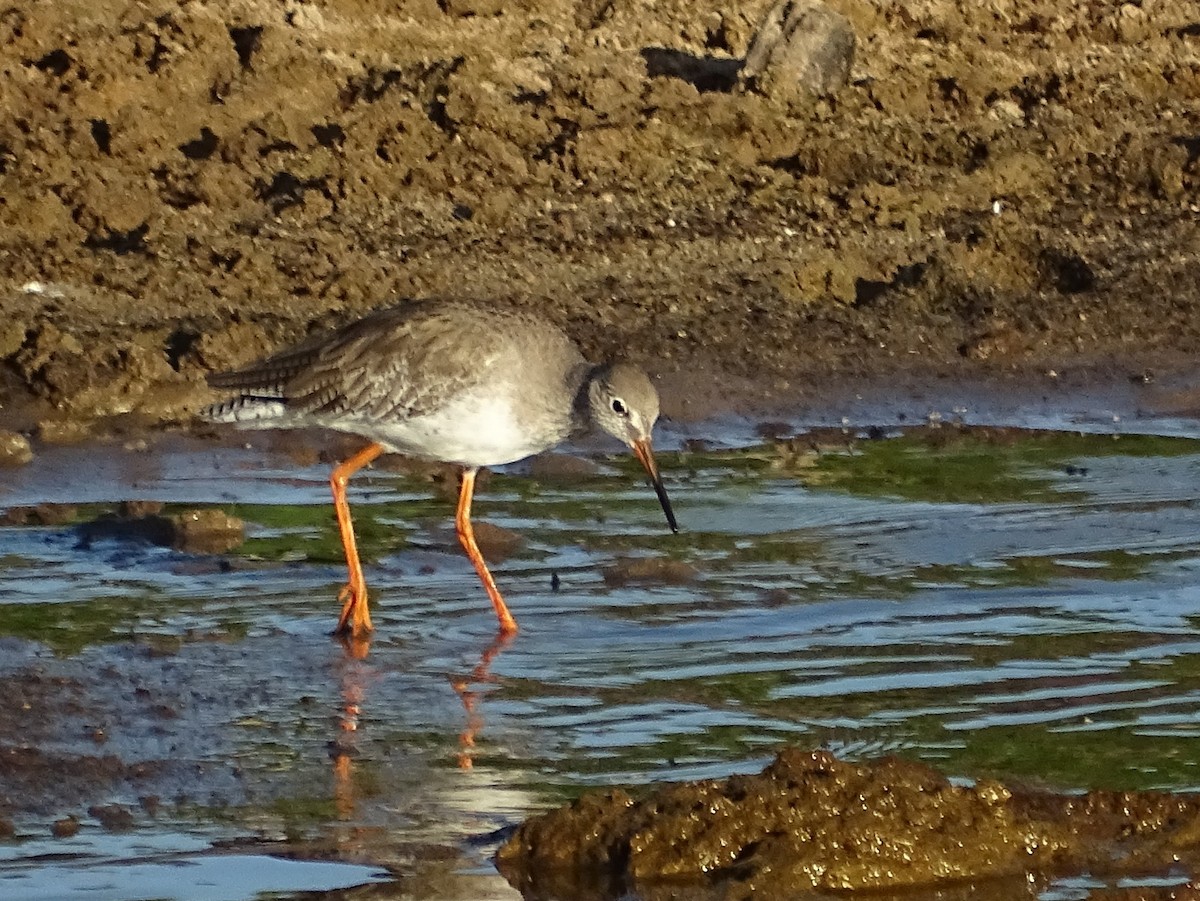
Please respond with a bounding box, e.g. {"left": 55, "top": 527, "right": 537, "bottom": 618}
{"left": 201, "top": 395, "right": 288, "bottom": 424}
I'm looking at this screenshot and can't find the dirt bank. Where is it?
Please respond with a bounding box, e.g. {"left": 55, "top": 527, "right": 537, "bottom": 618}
{"left": 0, "top": 0, "right": 1198, "bottom": 431}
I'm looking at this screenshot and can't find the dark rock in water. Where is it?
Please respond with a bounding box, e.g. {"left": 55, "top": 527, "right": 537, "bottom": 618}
{"left": 50, "top": 814, "right": 80, "bottom": 838}
{"left": 497, "top": 747, "right": 1200, "bottom": 899}
{"left": 170, "top": 509, "right": 245, "bottom": 554}
{"left": 117, "top": 499, "right": 164, "bottom": 518}
{"left": 740, "top": 0, "right": 855, "bottom": 98}
{"left": 529, "top": 452, "right": 601, "bottom": 480}
{"left": 602, "top": 556, "right": 698, "bottom": 586}
{"left": 88, "top": 803, "right": 134, "bottom": 832}
{"left": 77, "top": 507, "right": 244, "bottom": 554}
{"left": 470, "top": 521, "right": 524, "bottom": 561}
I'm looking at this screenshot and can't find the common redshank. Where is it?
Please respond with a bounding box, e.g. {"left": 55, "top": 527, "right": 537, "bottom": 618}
{"left": 204, "top": 301, "right": 677, "bottom": 638}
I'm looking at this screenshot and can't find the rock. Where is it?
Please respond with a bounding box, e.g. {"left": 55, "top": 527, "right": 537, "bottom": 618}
{"left": 0, "top": 430, "right": 32, "bottom": 466}
{"left": 51, "top": 815, "right": 80, "bottom": 838}
{"left": 88, "top": 803, "right": 134, "bottom": 832}
{"left": 497, "top": 747, "right": 1200, "bottom": 897}
{"left": 740, "top": 0, "right": 856, "bottom": 98}
{"left": 1, "top": 503, "right": 79, "bottom": 526}
{"left": 471, "top": 521, "right": 524, "bottom": 561}
{"left": 529, "top": 453, "right": 601, "bottom": 480}
{"left": 76, "top": 507, "right": 244, "bottom": 554}
{"left": 602, "top": 556, "right": 698, "bottom": 586}
{"left": 168, "top": 509, "right": 246, "bottom": 554}
{"left": 118, "top": 500, "right": 164, "bottom": 518}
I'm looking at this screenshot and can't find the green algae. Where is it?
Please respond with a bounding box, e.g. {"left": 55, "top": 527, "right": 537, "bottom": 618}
{"left": 0, "top": 595, "right": 159, "bottom": 655}
{"left": 798, "top": 428, "right": 1200, "bottom": 505}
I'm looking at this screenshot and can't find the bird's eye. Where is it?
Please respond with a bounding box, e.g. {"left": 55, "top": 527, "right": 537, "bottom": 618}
{"left": 611, "top": 398, "right": 627, "bottom": 415}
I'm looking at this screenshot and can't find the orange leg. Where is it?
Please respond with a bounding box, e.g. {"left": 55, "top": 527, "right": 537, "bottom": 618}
{"left": 332, "top": 442, "right": 385, "bottom": 637}
{"left": 455, "top": 468, "right": 519, "bottom": 635}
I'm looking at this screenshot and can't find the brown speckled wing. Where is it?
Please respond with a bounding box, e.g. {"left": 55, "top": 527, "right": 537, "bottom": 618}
{"left": 208, "top": 302, "right": 561, "bottom": 425}
{"left": 288, "top": 305, "right": 509, "bottom": 421}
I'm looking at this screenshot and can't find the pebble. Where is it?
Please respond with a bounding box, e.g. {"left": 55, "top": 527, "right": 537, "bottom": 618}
{"left": 0, "top": 430, "right": 32, "bottom": 466}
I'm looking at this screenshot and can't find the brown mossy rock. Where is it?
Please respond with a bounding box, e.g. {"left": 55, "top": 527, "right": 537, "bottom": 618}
{"left": 169, "top": 509, "right": 245, "bottom": 554}
{"left": 1, "top": 504, "right": 79, "bottom": 526}
{"left": 0, "top": 431, "right": 33, "bottom": 466}
{"left": 470, "top": 521, "right": 524, "bottom": 561}
{"left": 601, "top": 556, "right": 698, "bottom": 586}
{"left": 497, "top": 748, "right": 1200, "bottom": 898}
{"left": 77, "top": 507, "right": 244, "bottom": 554}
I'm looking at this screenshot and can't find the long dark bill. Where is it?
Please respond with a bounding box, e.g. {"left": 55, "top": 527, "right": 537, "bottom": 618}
{"left": 631, "top": 438, "right": 679, "bottom": 533}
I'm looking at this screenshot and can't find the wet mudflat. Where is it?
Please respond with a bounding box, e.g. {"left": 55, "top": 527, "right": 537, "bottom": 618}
{"left": 2, "top": 392, "right": 1200, "bottom": 900}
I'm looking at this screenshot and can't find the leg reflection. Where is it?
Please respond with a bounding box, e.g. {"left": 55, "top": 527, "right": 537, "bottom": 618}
{"left": 450, "top": 630, "right": 513, "bottom": 770}
{"left": 331, "top": 635, "right": 372, "bottom": 823}
{"left": 328, "top": 626, "right": 512, "bottom": 834}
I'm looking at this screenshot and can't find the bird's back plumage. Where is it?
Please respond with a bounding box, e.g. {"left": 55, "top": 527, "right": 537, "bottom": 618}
{"left": 204, "top": 301, "right": 591, "bottom": 466}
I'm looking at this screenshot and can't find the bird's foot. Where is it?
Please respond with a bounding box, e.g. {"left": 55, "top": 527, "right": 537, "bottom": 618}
{"left": 334, "top": 582, "right": 374, "bottom": 645}
{"left": 335, "top": 630, "right": 372, "bottom": 660}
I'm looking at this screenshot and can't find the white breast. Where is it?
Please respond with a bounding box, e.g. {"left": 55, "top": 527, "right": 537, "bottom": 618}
{"left": 339, "top": 391, "right": 565, "bottom": 468}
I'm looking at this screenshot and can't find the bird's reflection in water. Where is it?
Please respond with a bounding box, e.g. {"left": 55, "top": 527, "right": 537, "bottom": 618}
{"left": 328, "top": 629, "right": 513, "bottom": 827}
{"left": 449, "top": 631, "right": 513, "bottom": 770}
{"left": 331, "top": 637, "right": 372, "bottom": 825}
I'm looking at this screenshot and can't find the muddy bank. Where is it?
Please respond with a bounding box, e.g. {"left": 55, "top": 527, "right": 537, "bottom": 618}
{"left": 1, "top": 0, "right": 1199, "bottom": 431}
{"left": 498, "top": 748, "right": 1200, "bottom": 900}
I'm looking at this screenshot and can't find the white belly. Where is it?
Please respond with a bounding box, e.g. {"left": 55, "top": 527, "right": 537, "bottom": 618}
{"left": 336, "top": 392, "right": 565, "bottom": 468}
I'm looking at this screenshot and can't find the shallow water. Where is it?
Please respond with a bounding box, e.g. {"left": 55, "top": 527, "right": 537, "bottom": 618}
{"left": 2, "top": 398, "right": 1200, "bottom": 899}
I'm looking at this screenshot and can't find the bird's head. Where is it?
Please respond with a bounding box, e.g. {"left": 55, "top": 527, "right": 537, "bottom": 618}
{"left": 586, "top": 362, "right": 677, "bottom": 533}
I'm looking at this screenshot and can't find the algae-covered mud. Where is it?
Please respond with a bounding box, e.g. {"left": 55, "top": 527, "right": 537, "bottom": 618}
{"left": 498, "top": 748, "right": 1200, "bottom": 900}
{"left": 3, "top": 400, "right": 1200, "bottom": 899}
